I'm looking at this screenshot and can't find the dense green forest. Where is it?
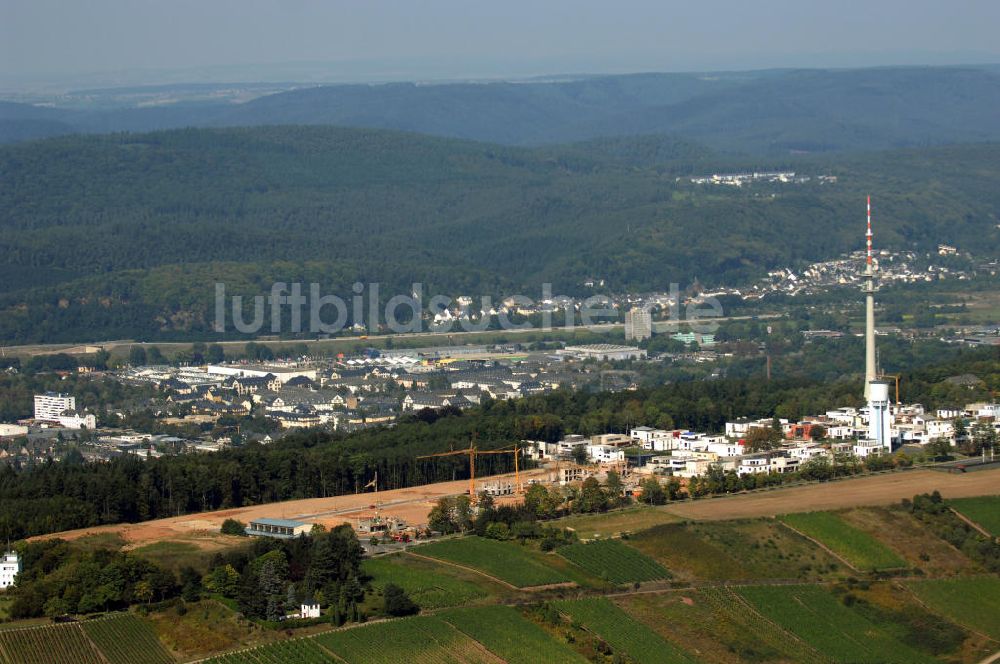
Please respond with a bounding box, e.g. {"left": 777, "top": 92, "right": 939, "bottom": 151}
{"left": 1, "top": 124, "right": 998, "bottom": 343}
{"left": 0, "top": 346, "right": 994, "bottom": 541}
{"left": 5, "top": 66, "right": 1000, "bottom": 152}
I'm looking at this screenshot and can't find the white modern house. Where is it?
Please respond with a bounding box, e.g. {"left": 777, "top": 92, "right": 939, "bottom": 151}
{"left": 586, "top": 444, "right": 625, "bottom": 463}
{"left": 0, "top": 551, "right": 20, "bottom": 589}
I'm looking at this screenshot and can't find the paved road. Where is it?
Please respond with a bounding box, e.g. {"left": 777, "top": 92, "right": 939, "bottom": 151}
{"left": 2, "top": 313, "right": 782, "bottom": 357}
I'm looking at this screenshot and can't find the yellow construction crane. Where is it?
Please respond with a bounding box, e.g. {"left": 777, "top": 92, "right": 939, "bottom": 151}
{"left": 880, "top": 373, "right": 902, "bottom": 405}
{"left": 418, "top": 445, "right": 479, "bottom": 502}
{"left": 417, "top": 443, "right": 524, "bottom": 502}
{"left": 479, "top": 445, "right": 523, "bottom": 495}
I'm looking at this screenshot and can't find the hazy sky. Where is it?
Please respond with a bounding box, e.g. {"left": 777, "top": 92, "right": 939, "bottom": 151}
{"left": 3, "top": 0, "right": 1000, "bottom": 86}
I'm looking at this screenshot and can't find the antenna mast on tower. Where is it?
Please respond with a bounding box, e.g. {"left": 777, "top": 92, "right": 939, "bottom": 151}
{"left": 864, "top": 195, "right": 878, "bottom": 399}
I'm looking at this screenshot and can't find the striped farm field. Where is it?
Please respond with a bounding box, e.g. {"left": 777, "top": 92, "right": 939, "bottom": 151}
{"left": 905, "top": 576, "right": 1000, "bottom": 640}
{"left": 556, "top": 539, "right": 669, "bottom": 584}
{"left": 415, "top": 536, "right": 570, "bottom": 587}
{"left": 315, "top": 615, "right": 502, "bottom": 664}
{"left": 204, "top": 637, "right": 332, "bottom": 664}
{"left": 737, "top": 585, "right": 937, "bottom": 664}
{"left": 696, "top": 587, "right": 831, "bottom": 664}
{"left": 780, "top": 511, "right": 906, "bottom": 570}
{"left": 949, "top": 495, "right": 1000, "bottom": 536}
{"left": 363, "top": 555, "right": 489, "bottom": 608}
{"left": 82, "top": 614, "right": 173, "bottom": 664}
{"left": 553, "top": 598, "right": 693, "bottom": 664}
{"left": 440, "top": 605, "right": 587, "bottom": 664}
{"left": 0, "top": 622, "right": 104, "bottom": 664}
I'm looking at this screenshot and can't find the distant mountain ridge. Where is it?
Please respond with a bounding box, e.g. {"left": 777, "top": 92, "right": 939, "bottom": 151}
{"left": 4, "top": 66, "right": 1000, "bottom": 154}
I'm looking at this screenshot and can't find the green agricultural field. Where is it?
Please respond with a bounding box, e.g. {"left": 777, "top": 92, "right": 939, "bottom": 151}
{"left": 81, "top": 614, "right": 173, "bottom": 664}
{"left": 628, "top": 523, "right": 745, "bottom": 581}
{"left": 316, "top": 615, "right": 502, "bottom": 664}
{"left": 697, "top": 587, "right": 832, "bottom": 663}
{"left": 363, "top": 554, "right": 491, "bottom": 608}
{"left": 838, "top": 506, "right": 978, "bottom": 575}
{"left": 552, "top": 598, "right": 693, "bottom": 664}
{"left": 0, "top": 623, "right": 104, "bottom": 664}
{"left": 556, "top": 539, "right": 669, "bottom": 584}
{"left": 204, "top": 638, "right": 332, "bottom": 664}
{"left": 629, "top": 519, "right": 841, "bottom": 582}
{"left": 949, "top": 495, "right": 1000, "bottom": 537}
{"left": 440, "top": 605, "right": 587, "bottom": 664}
{"left": 555, "top": 507, "right": 680, "bottom": 538}
{"left": 906, "top": 576, "right": 1000, "bottom": 640}
{"left": 780, "top": 511, "right": 906, "bottom": 571}
{"left": 737, "top": 585, "right": 937, "bottom": 663}
{"left": 414, "top": 536, "right": 571, "bottom": 587}
{"left": 620, "top": 589, "right": 833, "bottom": 663}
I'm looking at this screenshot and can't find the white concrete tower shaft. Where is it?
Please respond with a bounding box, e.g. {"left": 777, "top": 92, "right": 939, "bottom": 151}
{"left": 864, "top": 195, "right": 877, "bottom": 399}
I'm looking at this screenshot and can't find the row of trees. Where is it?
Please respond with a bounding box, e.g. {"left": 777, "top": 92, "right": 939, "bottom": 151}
{"left": 182, "top": 522, "right": 369, "bottom": 623}
{"left": 8, "top": 539, "right": 180, "bottom": 619}
{"left": 906, "top": 492, "right": 1000, "bottom": 573}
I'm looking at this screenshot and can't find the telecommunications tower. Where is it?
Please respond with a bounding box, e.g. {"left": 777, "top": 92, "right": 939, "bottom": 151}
{"left": 863, "top": 195, "right": 877, "bottom": 399}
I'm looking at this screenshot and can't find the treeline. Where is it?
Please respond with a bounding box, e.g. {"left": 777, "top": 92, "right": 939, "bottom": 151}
{"left": 906, "top": 492, "right": 1000, "bottom": 573}
{"left": 10, "top": 538, "right": 180, "bottom": 618}
{"left": 8, "top": 523, "right": 379, "bottom": 624}
{"left": 0, "top": 347, "right": 994, "bottom": 541}
{"left": 214, "top": 523, "right": 369, "bottom": 624}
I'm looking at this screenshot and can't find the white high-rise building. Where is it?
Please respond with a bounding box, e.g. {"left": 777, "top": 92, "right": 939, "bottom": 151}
{"left": 34, "top": 392, "right": 76, "bottom": 421}
{"left": 0, "top": 551, "right": 20, "bottom": 589}
{"left": 625, "top": 307, "right": 652, "bottom": 342}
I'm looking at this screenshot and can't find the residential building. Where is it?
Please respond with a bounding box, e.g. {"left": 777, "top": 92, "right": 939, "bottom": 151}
{"left": 0, "top": 551, "right": 20, "bottom": 589}
{"left": 34, "top": 393, "right": 76, "bottom": 421}
{"left": 300, "top": 602, "right": 321, "bottom": 619}
{"left": 232, "top": 374, "right": 281, "bottom": 396}
{"left": 625, "top": 307, "right": 653, "bottom": 342}
{"left": 586, "top": 444, "right": 626, "bottom": 463}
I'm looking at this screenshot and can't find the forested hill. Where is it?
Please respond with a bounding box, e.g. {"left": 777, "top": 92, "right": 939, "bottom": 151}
{"left": 1, "top": 126, "right": 999, "bottom": 343}
{"left": 4, "top": 66, "right": 1000, "bottom": 153}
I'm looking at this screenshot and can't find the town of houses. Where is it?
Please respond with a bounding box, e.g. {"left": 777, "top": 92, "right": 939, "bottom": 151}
{"left": 740, "top": 247, "right": 995, "bottom": 301}
{"left": 0, "top": 344, "right": 628, "bottom": 466}
{"left": 2, "top": 344, "right": 996, "bottom": 483}
{"left": 521, "top": 398, "right": 999, "bottom": 488}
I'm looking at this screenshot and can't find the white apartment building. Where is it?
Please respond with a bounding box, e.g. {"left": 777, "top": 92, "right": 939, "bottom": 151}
{"left": 853, "top": 440, "right": 885, "bottom": 458}
{"left": 624, "top": 307, "right": 653, "bottom": 342}
{"left": 586, "top": 444, "right": 626, "bottom": 463}
{"left": 0, "top": 551, "right": 20, "bottom": 589}
{"left": 630, "top": 426, "right": 659, "bottom": 445}
{"left": 57, "top": 412, "right": 97, "bottom": 430}
{"left": 925, "top": 419, "right": 956, "bottom": 443}
{"left": 707, "top": 440, "right": 746, "bottom": 457}
{"left": 737, "top": 454, "right": 772, "bottom": 475}
{"left": 34, "top": 392, "right": 76, "bottom": 421}
{"left": 967, "top": 403, "right": 1000, "bottom": 418}
{"left": 557, "top": 435, "right": 589, "bottom": 457}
